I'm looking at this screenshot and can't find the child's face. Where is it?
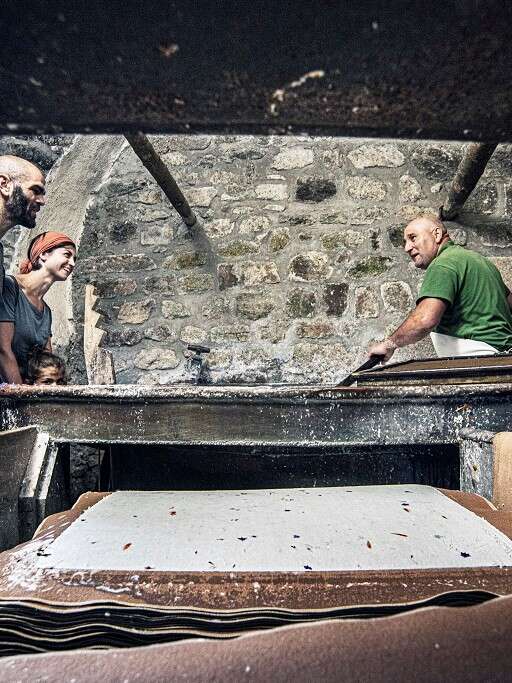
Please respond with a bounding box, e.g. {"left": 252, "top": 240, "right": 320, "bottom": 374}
{"left": 35, "top": 367, "right": 66, "bottom": 386}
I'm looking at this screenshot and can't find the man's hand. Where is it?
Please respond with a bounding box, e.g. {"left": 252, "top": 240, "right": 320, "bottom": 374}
{"left": 368, "top": 338, "right": 397, "bottom": 363}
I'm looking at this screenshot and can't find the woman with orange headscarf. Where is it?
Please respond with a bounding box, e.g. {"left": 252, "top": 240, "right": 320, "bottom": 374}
{"left": 0, "top": 231, "right": 76, "bottom": 383}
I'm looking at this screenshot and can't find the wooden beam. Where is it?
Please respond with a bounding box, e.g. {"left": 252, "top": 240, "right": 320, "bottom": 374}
{"left": 440, "top": 143, "right": 497, "bottom": 220}
{"left": 125, "top": 133, "right": 197, "bottom": 227}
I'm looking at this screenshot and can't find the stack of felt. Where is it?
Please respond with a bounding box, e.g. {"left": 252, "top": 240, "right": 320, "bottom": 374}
{"left": 2, "top": 595, "right": 512, "bottom": 682}
{"left": 0, "top": 486, "right": 511, "bottom": 656}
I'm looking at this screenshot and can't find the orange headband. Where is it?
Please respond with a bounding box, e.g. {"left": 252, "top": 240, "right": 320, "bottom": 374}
{"left": 19, "top": 232, "right": 76, "bottom": 274}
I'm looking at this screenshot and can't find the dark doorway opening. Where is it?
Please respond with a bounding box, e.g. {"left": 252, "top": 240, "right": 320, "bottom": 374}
{"left": 100, "top": 443, "right": 460, "bottom": 491}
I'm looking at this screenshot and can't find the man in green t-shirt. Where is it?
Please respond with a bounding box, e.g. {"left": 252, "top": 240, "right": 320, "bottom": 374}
{"left": 368, "top": 215, "right": 512, "bottom": 362}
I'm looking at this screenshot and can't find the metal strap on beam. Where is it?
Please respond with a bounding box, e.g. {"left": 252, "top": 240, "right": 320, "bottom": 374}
{"left": 125, "top": 133, "right": 197, "bottom": 227}
{"left": 440, "top": 142, "right": 497, "bottom": 221}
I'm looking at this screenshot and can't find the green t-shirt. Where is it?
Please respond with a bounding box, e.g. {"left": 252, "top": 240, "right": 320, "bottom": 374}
{"left": 417, "top": 241, "right": 512, "bottom": 351}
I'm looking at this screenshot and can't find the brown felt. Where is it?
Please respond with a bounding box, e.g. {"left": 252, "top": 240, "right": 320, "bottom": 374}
{"left": 1, "top": 594, "right": 512, "bottom": 682}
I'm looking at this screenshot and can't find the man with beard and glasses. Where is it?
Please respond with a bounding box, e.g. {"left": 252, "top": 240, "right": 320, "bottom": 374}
{"left": 0, "top": 155, "right": 46, "bottom": 294}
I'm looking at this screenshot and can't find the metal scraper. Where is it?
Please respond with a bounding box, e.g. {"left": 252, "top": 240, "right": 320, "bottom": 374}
{"left": 337, "top": 354, "right": 385, "bottom": 387}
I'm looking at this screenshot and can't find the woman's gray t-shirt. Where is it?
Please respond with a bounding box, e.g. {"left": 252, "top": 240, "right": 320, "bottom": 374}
{"left": 0, "top": 275, "right": 52, "bottom": 376}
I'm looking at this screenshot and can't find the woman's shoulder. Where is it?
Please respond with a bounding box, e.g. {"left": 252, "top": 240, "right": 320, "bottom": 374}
{"left": 2, "top": 274, "right": 20, "bottom": 298}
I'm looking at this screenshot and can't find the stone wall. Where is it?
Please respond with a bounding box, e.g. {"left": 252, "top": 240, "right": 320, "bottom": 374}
{"left": 67, "top": 135, "right": 512, "bottom": 385}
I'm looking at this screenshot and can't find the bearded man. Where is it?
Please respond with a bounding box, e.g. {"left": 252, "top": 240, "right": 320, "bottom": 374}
{"left": 0, "top": 155, "right": 46, "bottom": 293}
{"left": 368, "top": 214, "right": 512, "bottom": 362}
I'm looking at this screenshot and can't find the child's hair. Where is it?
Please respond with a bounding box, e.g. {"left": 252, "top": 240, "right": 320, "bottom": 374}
{"left": 23, "top": 347, "right": 67, "bottom": 385}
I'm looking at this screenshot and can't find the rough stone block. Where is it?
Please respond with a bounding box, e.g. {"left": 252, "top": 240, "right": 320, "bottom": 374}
{"left": 133, "top": 189, "right": 163, "bottom": 205}
{"left": 348, "top": 144, "right": 405, "bottom": 169}
{"left": 411, "top": 145, "right": 460, "bottom": 180}
{"left": 210, "top": 324, "right": 250, "bottom": 343}
{"left": 321, "top": 149, "right": 341, "bottom": 167}
{"left": 180, "top": 325, "right": 208, "bottom": 344}
{"left": 381, "top": 281, "right": 413, "bottom": 313}
{"left": 320, "top": 232, "right": 345, "bottom": 251}
{"left": 318, "top": 211, "right": 347, "bottom": 224}
{"left": 355, "top": 286, "right": 379, "bottom": 318}
{"left": 284, "top": 214, "right": 315, "bottom": 227}
{"left": 204, "top": 218, "right": 234, "bottom": 238}
{"left": 218, "top": 264, "right": 239, "bottom": 290}
{"left": 93, "top": 278, "right": 137, "bottom": 298}
{"left": 164, "top": 250, "right": 208, "bottom": 269}
{"left": 489, "top": 257, "right": 512, "bottom": 290}
{"left": 134, "top": 348, "right": 179, "bottom": 370}
{"left": 480, "top": 224, "right": 512, "bottom": 249}
{"left": 218, "top": 240, "right": 259, "bottom": 257}
{"left": 350, "top": 207, "right": 388, "bottom": 225}
{"left": 202, "top": 296, "right": 230, "bottom": 318}
{"left": 109, "top": 220, "right": 138, "bottom": 244}
{"left": 186, "top": 186, "right": 218, "bottom": 207}
{"left": 255, "top": 184, "right": 289, "bottom": 201}
{"left": 324, "top": 283, "right": 348, "bottom": 316}
{"left": 178, "top": 273, "right": 215, "bottom": 293}
{"left": 144, "top": 324, "right": 177, "bottom": 341}
{"left": 103, "top": 328, "right": 143, "bottom": 347}
{"left": 208, "top": 348, "right": 234, "bottom": 369}
{"left": 296, "top": 319, "right": 334, "bottom": 338}
{"left": 162, "top": 300, "right": 191, "bottom": 318}
{"left": 341, "top": 229, "right": 366, "bottom": 248}
{"left": 239, "top": 261, "right": 280, "bottom": 286}
{"left": 239, "top": 215, "right": 271, "bottom": 235}
{"left": 163, "top": 151, "right": 188, "bottom": 166}
{"left": 141, "top": 275, "right": 177, "bottom": 295}
{"left": 292, "top": 341, "right": 348, "bottom": 376}
{"left": 348, "top": 256, "right": 393, "bottom": 278}
{"left": 506, "top": 185, "right": 512, "bottom": 217}
{"left": 259, "top": 320, "right": 288, "bottom": 343}
{"left": 269, "top": 228, "right": 290, "bottom": 252}
{"left": 79, "top": 254, "right": 156, "bottom": 273}
{"left": 399, "top": 175, "right": 423, "bottom": 203}
{"left": 220, "top": 189, "right": 254, "bottom": 202}
{"left": 465, "top": 180, "right": 498, "bottom": 215}
{"left": 140, "top": 223, "right": 174, "bottom": 246}
{"left": 345, "top": 176, "right": 387, "bottom": 201}
{"left": 399, "top": 205, "right": 438, "bottom": 221}
{"left": 289, "top": 252, "right": 330, "bottom": 282}
{"left": 296, "top": 177, "right": 336, "bottom": 202}
{"left": 286, "top": 289, "right": 316, "bottom": 318}
{"left": 450, "top": 228, "right": 467, "bottom": 246}
{"left": 387, "top": 225, "right": 404, "bottom": 248}
{"left": 272, "top": 147, "right": 314, "bottom": 170}
{"left": 236, "top": 292, "right": 274, "bottom": 320}
{"left": 117, "top": 298, "right": 154, "bottom": 324}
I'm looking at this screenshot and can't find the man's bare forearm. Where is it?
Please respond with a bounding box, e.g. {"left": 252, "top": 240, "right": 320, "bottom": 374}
{"left": 388, "top": 308, "right": 437, "bottom": 348}
{"left": 0, "top": 350, "right": 23, "bottom": 383}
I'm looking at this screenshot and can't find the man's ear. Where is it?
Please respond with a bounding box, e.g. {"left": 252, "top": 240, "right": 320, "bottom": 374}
{"left": 434, "top": 226, "right": 444, "bottom": 243}
{"left": 0, "top": 173, "right": 12, "bottom": 199}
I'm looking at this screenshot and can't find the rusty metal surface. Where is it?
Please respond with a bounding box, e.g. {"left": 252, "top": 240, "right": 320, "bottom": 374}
{"left": 2, "top": 1, "right": 512, "bottom": 140}
{"left": 1, "top": 382, "right": 511, "bottom": 446}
